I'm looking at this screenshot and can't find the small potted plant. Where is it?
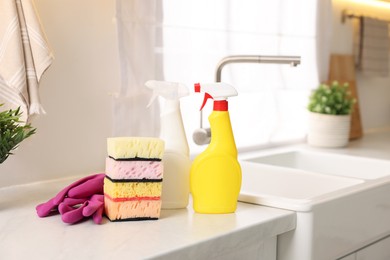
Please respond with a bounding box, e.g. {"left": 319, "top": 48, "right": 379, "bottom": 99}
{"left": 307, "top": 81, "right": 355, "bottom": 148}
{"left": 0, "top": 105, "right": 36, "bottom": 163}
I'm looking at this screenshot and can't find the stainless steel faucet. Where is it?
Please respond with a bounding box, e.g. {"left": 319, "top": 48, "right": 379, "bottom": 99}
{"left": 193, "top": 55, "right": 301, "bottom": 145}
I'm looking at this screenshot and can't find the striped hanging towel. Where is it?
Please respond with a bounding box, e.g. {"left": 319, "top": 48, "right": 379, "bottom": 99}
{"left": 353, "top": 17, "right": 389, "bottom": 77}
{"left": 0, "top": 0, "right": 54, "bottom": 121}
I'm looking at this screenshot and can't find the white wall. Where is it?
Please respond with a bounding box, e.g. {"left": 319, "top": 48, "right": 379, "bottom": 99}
{"left": 332, "top": 0, "right": 390, "bottom": 129}
{"left": 0, "top": 0, "right": 120, "bottom": 187}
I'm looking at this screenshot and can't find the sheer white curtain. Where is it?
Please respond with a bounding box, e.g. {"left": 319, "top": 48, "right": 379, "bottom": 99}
{"left": 114, "top": 0, "right": 333, "bottom": 153}
{"left": 161, "top": 0, "right": 333, "bottom": 154}
{"left": 112, "top": 0, "right": 163, "bottom": 137}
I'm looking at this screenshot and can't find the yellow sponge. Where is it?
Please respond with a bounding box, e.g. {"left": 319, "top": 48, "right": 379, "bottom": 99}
{"left": 104, "top": 177, "right": 162, "bottom": 198}
{"left": 107, "top": 137, "right": 164, "bottom": 160}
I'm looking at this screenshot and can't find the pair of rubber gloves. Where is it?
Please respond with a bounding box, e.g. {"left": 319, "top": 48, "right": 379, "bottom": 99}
{"left": 36, "top": 173, "right": 105, "bottom": 224}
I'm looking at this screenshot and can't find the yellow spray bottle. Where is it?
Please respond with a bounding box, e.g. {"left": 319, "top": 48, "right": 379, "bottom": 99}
{"left": 190, "top": 82, "right": 241, "bottom": 214}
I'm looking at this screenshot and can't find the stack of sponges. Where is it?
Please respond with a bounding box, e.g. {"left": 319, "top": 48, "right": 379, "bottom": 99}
{"left": 104, "top": 137, "right": 165, "bottom": 221}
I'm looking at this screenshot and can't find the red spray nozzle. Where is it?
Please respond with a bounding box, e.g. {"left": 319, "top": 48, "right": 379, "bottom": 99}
{"left": 194, "top": 83, "right": 237, "bottom": 111}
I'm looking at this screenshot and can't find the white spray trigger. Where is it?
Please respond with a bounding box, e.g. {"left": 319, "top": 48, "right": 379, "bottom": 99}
{"left": 147, "top": 93, "right": 158, "bottom": 108}
{"left": 145, "top": 80, "right": 189, "bottom": 108}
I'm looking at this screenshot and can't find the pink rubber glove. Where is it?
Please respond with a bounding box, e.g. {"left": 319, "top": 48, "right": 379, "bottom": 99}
{"left": 83, "top": 194, "right": 104, "bottom": 224}
{"left": 67, "top": 177, "right": 105, "bottom": 199}
{"left": 36, "top": 173, "right": 105, "bottom": 224}
{"left": 59, "top": 194, "right": 104, "bottom": 224}
{"left": 36, "top": 174, "right": 104, "bottom": 216}
{"left": 59, "top": 201, "right": 88, "bottom": 224}
{"left": 82, "top": 194, "right": 104, "bottom": 217}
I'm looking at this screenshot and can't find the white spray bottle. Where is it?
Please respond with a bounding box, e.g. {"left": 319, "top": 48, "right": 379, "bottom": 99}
{"left": 145, "top": 80, "right": 191, "bottom": 209}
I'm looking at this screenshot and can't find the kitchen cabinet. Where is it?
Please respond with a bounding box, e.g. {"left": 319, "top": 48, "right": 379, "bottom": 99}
{"left": 356, "top": 235, "right": 390, "bottom": 260}
{"left": 339, "top": 254, "right": 356, "bottom": 260}
{"left": 338, "top": 235, "right": 390, "bottom": 260}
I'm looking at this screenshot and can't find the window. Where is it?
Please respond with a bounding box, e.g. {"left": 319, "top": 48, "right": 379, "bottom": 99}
{"left": 160, "top": 0, "right": 324, "bottom": 154}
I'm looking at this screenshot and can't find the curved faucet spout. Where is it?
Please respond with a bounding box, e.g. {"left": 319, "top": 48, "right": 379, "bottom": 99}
{"left": 215, "top": 55, "right": 301, "bottom": 82}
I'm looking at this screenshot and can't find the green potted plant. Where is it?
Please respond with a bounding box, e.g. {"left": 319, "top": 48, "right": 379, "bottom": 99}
{"left": 0, "top": 105, "right": 36, "bottom": 163}
{"left": 307, "top": 81, "right": 356, "bottom": 148}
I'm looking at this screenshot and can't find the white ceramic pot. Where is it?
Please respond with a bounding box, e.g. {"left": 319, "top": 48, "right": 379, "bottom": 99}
{"left": 307, "top": 112, "right": 351, "bottom": 148}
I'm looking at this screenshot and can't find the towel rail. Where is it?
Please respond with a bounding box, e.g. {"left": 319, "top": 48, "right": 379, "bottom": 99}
{"left": 341, "top": 9, "right": 390, "bottom": 23}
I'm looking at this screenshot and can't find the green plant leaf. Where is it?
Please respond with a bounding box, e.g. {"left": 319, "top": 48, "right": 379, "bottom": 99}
{"left": 308, "top": 81, "right": 356, "bottom": 115}
{"left": 0, "top": 105, "right": 36, "bottom": 163}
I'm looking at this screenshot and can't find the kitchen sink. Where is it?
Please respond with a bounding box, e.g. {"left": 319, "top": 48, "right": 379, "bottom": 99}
{"left": 245, "top": 150, "right": 390, "bottom": 180}
{"left": 238, "top": 160, "right": 363, "bottom": 211}
{"left": 238, "top": 149, "right": 390, "bottom": 260}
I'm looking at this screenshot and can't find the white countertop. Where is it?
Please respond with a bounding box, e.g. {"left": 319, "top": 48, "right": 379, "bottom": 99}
{"left": 307, "top": 128, "right": 390, "bottom": 160}
{"left": 0, "top": 177, "right": 295, "bottom": 259}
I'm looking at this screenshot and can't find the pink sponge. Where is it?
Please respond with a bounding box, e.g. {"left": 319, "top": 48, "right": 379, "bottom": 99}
{"left": 105, "top": 157, "right": 163, "bottom": 180}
